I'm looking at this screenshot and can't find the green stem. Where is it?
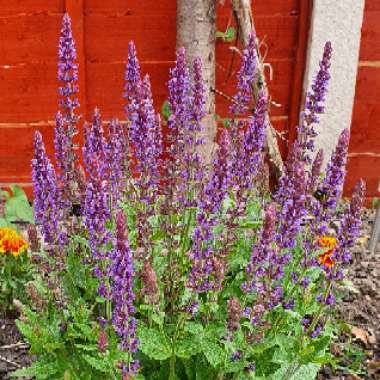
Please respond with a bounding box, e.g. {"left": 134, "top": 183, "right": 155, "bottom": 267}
{"left": 169, "top": 314, "right": 186, "bottom": 380}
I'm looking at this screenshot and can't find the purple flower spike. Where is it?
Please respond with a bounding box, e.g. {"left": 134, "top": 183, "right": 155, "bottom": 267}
{"left": 107, "top": 119, "right": 128, "bottom": 206}
{"left": 309, "top": 148, "right": 324, "bottom": 193}
{"left": 31, "top": 132, "right": 60, "bottom": 246}
{"left": 84, "top": 175, "right": 111, "bottom": 261}
{"left": 297, "top": 42, "right": 332, "bottom": 163}
{"left": 83, "top": 108, "right": 107, "bottom": 179}
{"left": 192, "top": 57, "right": 206, "bottom": 124}
{"left": 334, "top": 179, "right": 365, "bottom": 265}
{"left": 276, "top": 160, "right": 307, "bottom": 250}
{"left": 243, "top": 203, "right": 287, "bottom": 317}
{"left": 188, "top": 130, "right": 232, "bottom": 293}
{"left": 56, "top": 14, "right": 81, "bottom": 203}
{"left": 124, "top": 41, "right": 141, "bottom": 104}
{"left": 313, "top": 129, "right": 350, "bottom": 234}
{"left": 58, "top": 13, "right": 80, "bottom": 121}
{"left": 110, "top": 211, "right": 139, "bottom": 375}
{"left": 231, "top": 33, "right": 257, "bottom": 115}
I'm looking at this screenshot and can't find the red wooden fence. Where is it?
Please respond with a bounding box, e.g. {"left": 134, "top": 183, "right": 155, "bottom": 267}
{"left": 0, "top": 0, "right": 309, "bottom": 195}
{"left": 346, "top": 0, "right": 380, "bottom": 204}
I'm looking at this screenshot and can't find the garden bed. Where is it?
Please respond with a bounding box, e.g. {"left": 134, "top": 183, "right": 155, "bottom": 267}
{"left": 1, "top": 209, "right": 379, "bottom": 380}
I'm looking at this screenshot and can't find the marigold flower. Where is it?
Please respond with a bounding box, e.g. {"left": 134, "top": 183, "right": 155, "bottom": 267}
{"left": 318, "top": 235, "right": 336, "bottom": 267}
{"left": 318, "top": 236, "right": 336, "bottom": 248}
{"left": 0, "top": 227, "right": 28, "bottom": 257}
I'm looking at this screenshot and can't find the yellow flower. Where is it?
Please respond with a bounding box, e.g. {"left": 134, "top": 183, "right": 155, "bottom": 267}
{"left": 0, "top": 227, "right": 28, "bottom": 257}
{"left": 318, "top": 236, "right": 336, "bottom": 249}
{"left": 318, "top": 236, "right": 337, "bottom": 268}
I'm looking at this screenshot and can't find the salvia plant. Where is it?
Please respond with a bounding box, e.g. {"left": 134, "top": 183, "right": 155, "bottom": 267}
{"left": 14, "top": 13, "right": 365, "bottom": 380}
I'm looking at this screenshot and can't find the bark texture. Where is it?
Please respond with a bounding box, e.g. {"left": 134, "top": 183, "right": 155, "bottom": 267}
{"left": 232, "top": 0, "right": 284, "bottom": 178}
{"left": 177, "top": 0, "right": 217, "bottom": 164}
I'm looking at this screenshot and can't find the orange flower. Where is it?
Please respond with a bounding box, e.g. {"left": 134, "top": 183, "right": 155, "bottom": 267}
{"left": 318, "top": 236, "right": 336, "bottom": 249}
{"left": 0, "top": 227, "right": 28, "bottom": 257}
{"left": 318, "top": 235, "right": 336, "bottom": 267}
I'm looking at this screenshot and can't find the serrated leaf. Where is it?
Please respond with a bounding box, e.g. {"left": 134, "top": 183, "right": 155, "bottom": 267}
{"left": 184, "top": 321, "right": 204, "bottom": 336}
{"left": 137, "top": 324, "right": 171, "bottom": 361}
{"left": 83, "top": 354, "right": 112, "bottom": 373}
{"left": 200, "top": 338, "right": 225, "bottom": 368}
{"left": 175, "top": 334, "right": 201, "bottom": 359}
{"left": 11, "top": 360, "right": 58, "bottom": 379}
{"left": 271, "top": 363, "right": 320, "bottom": 380}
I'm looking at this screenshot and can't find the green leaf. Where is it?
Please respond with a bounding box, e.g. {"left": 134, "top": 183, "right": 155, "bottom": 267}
{"left": 137, "top": 324, "right": 171, "bottom": 361}
{"left": 161, "top": 100, "right": 171, "bottom": 120}
{"left": 200, "top": 338, "right": 225, "bottom": 368}
{"left": 151, "top": 311, "right": 165, "bottom": 327}
{"left": 175, "top": 334, "right": 201, "bottom": 359}
{"left": 0, "top": 218, "right": 10, "bottom": 227}
{"left": 184, "top": 321, "right": 204, "bottom": 336}
{"left": 5, "top": 185, "right": 34, "bottom": 223}
{"left": 83, "top": 354, "right": 113, "bottom": 374}
{"left": 196, "top": 356, "right": 216, "bottom": 380}
{"left": 11, "top": 360, "right": 59, "bottom": 379}
{"left": 272, "top": 363, "right": 320, "bottom": 380}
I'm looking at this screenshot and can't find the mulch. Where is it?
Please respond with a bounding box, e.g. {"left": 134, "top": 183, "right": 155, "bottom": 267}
{"left": 0, "top": 210, "right": 379, "bottom": 380}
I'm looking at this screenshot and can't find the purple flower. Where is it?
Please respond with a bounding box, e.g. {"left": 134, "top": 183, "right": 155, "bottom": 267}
{"left": 276, "top": 160, "right": 307, "bottom": 250}
{"left": 311, "top": 324, "right": 323, "bottom": 339}
{"left": 128, "top": 74, "right": 162, "bottom": 199}
{"left": 313, "top": 129, "right": 350, "bottom": 235}
{"left": 334, "top": 179, "right": 365, "bottom": 265}
{"left": 110, "top": 211, "right": 139, "bottom": 375}
{"left": 58, "top": 13, "right": 80, "bottom": 121}
{"left": 31, "top": 132, "right": 61, "bottom": 246}
{"left": 231, "top": 351, "right": 242, "bottom": 362}
{"left": 230, "top": 91, "right": 267, "bottom": 205}
{"left": 230, "top": 33, "right": 257, "bottom": 115}
{"left": 83, "top": 108, "right": 107, "bottom": 179}
{"left": 188, "top": 130, "right": 232, "bottom": 293}
{"left": 309, "top": 148, "right": 324, "bottom": 193}
{"left": 296, "top": 42, "right": 332, "bottom": 163}
{"left": 124, "top": 41, "right": 141, "bottom": 104}
{"left": 106, "top": 119, "right": 128, "bottom": 206}
{"left": 84, "top": 175, "right": 111, "bottom": 261}
{"left": 57, "top": 14, "right": 80, "bottom": 202}
{"left": 242, "top": 203, "right": 286, "bottom": 317}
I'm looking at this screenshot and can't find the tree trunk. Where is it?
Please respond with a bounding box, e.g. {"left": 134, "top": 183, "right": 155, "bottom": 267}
{"left": 177, "top": 0, "right": 217, "bottom": 164}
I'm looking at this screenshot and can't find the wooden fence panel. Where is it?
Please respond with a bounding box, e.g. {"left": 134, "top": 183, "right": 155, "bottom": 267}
{"left": 0, "top": 0, "right": 309, "bottom": 193}
{"left": 346, "top": 0, "right": 380, "bottom": 202}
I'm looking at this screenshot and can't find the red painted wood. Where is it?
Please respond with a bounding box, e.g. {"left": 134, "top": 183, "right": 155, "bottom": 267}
{"left": 0, "top": 63, "right": 58, "bottom": 122}
{"left": 364, "top": 0, "right": 380, "bottom": 12}
{"left": 0, "top": 0, "right": 308, "bottom": 189}
{"left": 85, "top": 0, "right": 176, "bottom": 15}
{"left": 0, "top": 125, "right": 55, "bottom": 180}
{"left": 0, "top": 0, "right": 64, "bottom": 15}
{"left": 65, "top": 0, "right": 87, "bottom": 119}
{"left": 0, "top": 15, "right": 62, "bottom": 64}
{"left": 85, "top": 15, "right": 176, "bottom": 62}
{"left": 359, "top": 10, "right": 380, "bottom": 60}
{"left": 218, "top": 0, "right": 300, "bottom": 16}
{"left": 216, "top": 15, "right": 299, "bottom": 60}
{"left": 347, "top": 1, "right": 380, "bottom": 201}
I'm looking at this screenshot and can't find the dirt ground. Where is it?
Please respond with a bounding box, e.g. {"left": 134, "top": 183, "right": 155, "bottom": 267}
{"left": 0, "top": 210, "right": 379, "bottom": 380}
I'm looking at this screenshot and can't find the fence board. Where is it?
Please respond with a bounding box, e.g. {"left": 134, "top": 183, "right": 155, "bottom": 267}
{"left": 0, "top": 15, "right": 62, "bottom": 64}
{"left": 0, "top": 0, "right": 64, "bottom": 16}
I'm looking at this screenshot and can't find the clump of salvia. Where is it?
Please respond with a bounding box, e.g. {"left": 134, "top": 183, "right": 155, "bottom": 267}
{"left": 27, "top": 13, "right": 365, "bottom": 379}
